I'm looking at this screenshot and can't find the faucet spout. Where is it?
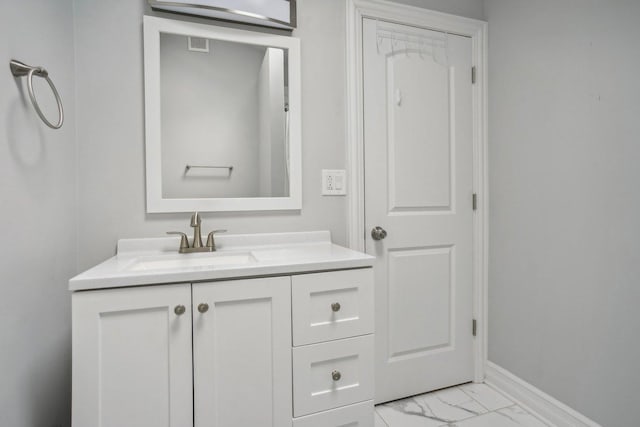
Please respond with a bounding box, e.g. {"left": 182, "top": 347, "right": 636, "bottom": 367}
{"left": 190, "top": 212, "right": 200, "bottom": 227}
{"left": 190, "top": 212, "right": 203, "bottom": 248}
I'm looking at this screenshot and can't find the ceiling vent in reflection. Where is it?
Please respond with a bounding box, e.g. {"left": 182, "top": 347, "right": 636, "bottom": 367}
{"left": 188, "top": 37, "right": 210, "bottom": 53}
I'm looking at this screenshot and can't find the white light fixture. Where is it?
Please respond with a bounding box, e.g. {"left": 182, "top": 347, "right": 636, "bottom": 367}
{"left": 148, "top": 0, "right": 296, "bottom": 30}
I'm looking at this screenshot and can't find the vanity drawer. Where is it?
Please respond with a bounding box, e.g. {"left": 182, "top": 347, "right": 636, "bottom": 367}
{"left": 292, "top": 268, "right": 374, "bottom": 346}
{"left": 292, "top": 335, "right": 374, "bottom": 417}
{"left": 293, "top": 400, "right": 373, "bottom": 427}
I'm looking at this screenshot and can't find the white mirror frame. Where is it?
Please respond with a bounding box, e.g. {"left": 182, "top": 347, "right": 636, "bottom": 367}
{"left": 143, "top": 16, "right": 302, "bottom": 212}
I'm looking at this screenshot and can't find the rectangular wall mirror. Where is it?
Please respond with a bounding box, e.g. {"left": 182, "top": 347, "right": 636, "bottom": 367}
{"left": 143, "top": 16, "right": 301, "bottom": 212}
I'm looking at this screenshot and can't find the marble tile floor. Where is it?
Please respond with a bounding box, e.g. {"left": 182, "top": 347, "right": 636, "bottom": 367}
{"left": 374, "top": 383, "right": 552, "bottom": 427}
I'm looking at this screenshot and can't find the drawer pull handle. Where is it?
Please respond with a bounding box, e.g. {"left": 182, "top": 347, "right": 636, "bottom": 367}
{"left": 174, "top": 305, "right": 186, "bottom": 315}
{"left": 198, "top": 303, "right": 209, "bottom": 313}
{"left": 331, "top": 302, "right": 341, "bottom": 312}
{"left": 332, "top": 370, "right": 342, "bottom": 381}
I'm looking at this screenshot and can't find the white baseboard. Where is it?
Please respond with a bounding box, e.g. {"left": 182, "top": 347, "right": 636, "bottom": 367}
{"left": 485, "top": 362, "right": 601, "bottom": 427}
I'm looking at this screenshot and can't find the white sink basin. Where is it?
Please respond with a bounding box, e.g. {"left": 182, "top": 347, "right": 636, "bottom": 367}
{"left": 127, "top": 252, "right": 256, "bottom": 272}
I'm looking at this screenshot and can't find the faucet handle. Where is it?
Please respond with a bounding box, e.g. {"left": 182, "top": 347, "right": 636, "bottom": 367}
{"left": 167, "top": 231, "right": 189, "bottom": 250}
{"left": 206, "top": 229, "right": 227, "bottom": 250}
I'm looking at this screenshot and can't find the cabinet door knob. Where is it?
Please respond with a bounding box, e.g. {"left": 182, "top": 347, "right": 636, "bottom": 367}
{"left": 174, "top": 305, "right": 186, "bottom": 315}
{"left": 198, "top": 303, "right": 209, "bottom": 313}
{"left": 332, "top": 370, "right": 342, "bottom": 381}
{"left": 331, "top": 302, "right": 341, "bottom": 312}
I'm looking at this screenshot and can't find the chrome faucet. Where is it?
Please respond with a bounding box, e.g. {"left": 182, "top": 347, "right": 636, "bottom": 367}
{"left": 167, "top": 212, "right": 226, "bottom": 253}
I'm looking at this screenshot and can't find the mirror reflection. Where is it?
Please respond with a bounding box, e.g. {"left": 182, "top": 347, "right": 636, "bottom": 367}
{"left": 159, "top": 33, "right": 290, "bottom": 199}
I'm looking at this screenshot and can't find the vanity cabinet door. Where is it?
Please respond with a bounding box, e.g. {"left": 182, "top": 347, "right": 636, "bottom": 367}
{"left": 193, "top": 277, "right": 292, "bottom": 427}
{"left": 72, "top": 284, "right": 193, "bottom": 427}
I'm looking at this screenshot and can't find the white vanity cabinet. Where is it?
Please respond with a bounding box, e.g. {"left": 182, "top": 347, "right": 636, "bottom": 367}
{"left": 72, "top": 278, "right": 292, "bottom": 427}
{"left": 70, "top": 232, "right": 375, "bottom": 427}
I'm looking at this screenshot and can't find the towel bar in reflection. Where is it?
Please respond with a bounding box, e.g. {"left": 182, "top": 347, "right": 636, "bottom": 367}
{"left": 185, "top": 165, "right": 234, "bottom": 175}
{"left": 10, "top": 59, "right": 64, "bottom": 129}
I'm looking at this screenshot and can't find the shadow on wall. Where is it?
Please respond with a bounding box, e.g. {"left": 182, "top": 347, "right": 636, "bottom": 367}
{"left": 26, "top": 335, "right": 71, "bottom": 427}
{"left": 5, "top": 78, "right": 49, "bottom": 197}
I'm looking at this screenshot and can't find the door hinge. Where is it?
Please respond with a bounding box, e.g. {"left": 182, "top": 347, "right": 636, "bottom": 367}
{"left": 472, "top": 193, "right": 477, "bottom": 211}
{"left": 472, "top": 319, "right": 477, "bottom": 337}
{"left": 472, "top": 66, "right": 477, "bottom": 84}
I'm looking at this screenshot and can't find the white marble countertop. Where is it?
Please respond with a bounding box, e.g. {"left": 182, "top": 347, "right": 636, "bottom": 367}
{"left": 69, "top": 231, "right": 374, "bottom": 291}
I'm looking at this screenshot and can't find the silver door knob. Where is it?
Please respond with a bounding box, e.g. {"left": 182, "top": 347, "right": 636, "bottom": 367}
{"left": 174, "top": 305, "right": 186, "bottom": 315}
{"left": 332, "top": 370, "right": 342, "bottom": 381}
{"left": 371, "top": 226, "right": 387, "bottom": 241}
{"left": 331, "top": 302, "right": 341, "bottom": 312}
{"left": 198, "top": 303, "right": 209, "bottom": 313}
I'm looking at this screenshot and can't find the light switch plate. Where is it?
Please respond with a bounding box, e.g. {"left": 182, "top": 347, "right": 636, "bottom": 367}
{"left": 322, "top": 169, "right": 347, "bottom": 196}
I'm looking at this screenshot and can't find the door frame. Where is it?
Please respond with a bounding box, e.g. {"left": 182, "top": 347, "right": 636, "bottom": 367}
{"left": 345, "top": 0, "right": 488, "bottom": 383}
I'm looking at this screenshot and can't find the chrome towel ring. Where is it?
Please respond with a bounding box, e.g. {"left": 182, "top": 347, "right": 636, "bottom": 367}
{"left": 10, "top": 59, "right": 64, "bottom": 129}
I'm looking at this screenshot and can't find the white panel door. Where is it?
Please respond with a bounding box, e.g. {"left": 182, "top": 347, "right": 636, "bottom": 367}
{"left": 363, "top": 18, "right": 475, "bottom": 403}
{"left": 72, "top": 284, "right": 193, "bottom": 427}
{"left": 193, "top": 277, "right": 292, "bottom": 427}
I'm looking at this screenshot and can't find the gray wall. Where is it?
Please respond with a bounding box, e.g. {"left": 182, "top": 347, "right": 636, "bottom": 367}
{"left": 74, "top": 0, "right": 348, "bottom": 269}
{"left": 485, "top": 0, "right": 640, "bottom": 425}
{"left": 0, "top": 2, "right": 485, "bottom": 425}
{"left": 8, "top": 0, "right": 638, "bottom": 424}
{"left": 73, "top": 0, "right": 482, "bottom": 271}
{"left": 160, "top": 36, "right": 263, "bottom": 198}
{"left": 0, "top": 0, "right": 77, "bottom": 426}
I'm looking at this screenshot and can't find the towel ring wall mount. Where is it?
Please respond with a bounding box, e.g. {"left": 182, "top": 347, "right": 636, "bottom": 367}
{"left": 10, "top": 59, "right": 64, "bottom": 129}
